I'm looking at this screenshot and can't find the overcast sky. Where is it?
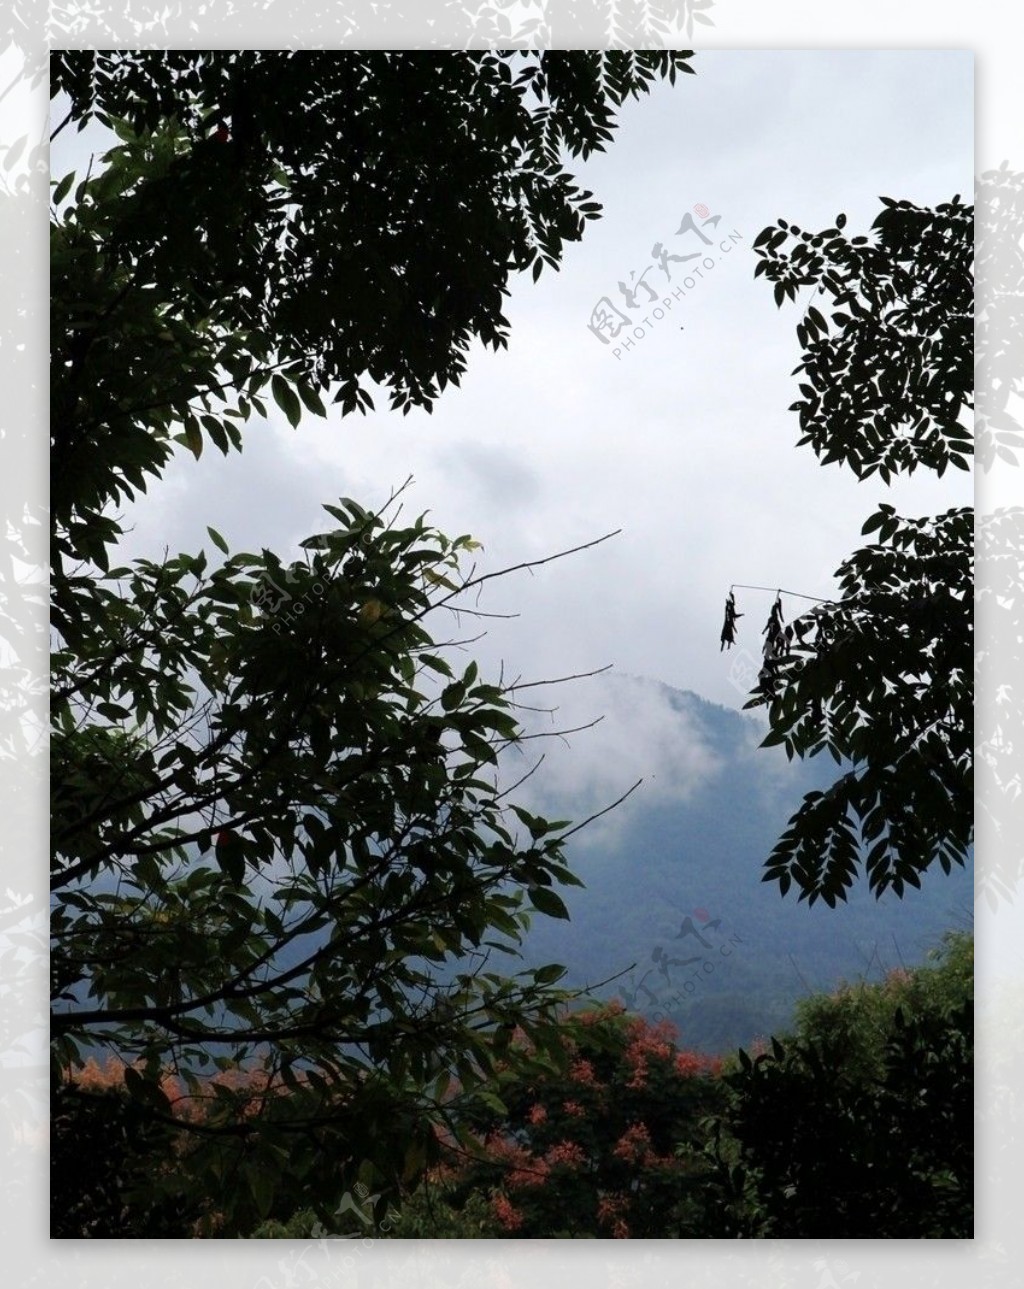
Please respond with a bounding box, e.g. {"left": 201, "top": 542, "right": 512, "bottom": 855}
{"left": 75, "top": 49, "right": 973, "bottom": 718}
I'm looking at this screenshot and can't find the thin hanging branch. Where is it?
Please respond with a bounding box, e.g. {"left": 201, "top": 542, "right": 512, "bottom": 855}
{"left": 729, "top": 583, "right": 831, "bottom": 604}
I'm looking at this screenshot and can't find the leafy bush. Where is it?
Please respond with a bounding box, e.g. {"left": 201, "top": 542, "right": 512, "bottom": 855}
{"left": 705, "top": 932, "right": 972, "bottom": 1237}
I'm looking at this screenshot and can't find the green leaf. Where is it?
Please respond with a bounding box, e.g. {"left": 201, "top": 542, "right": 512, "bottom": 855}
{"left": 215, "top": 830, "right": 246, "bottom": 886}
{"left": 96, "top": 701, "right": 132, "bottom": 721}
{"left": 201, "top": 414, "right": 231, "bottom": 454}
{"left": 424, "top": 568, "right": 459, "bottom": 591}
{"left": 475, "top": 1088, "right": 508, "bottom": 1115}
{"left": 271, "top": 374, "right": 303, "bottom": 428}
{"left": 182, "top": 420, "right": 203, "bottom": 460}
{"left": 441, "top": 682, "right": 466, "bottom": 712}
{"left": 52, "top": 171, "right": 75, "bottom": 205}
{"left": 511, "top": 805, "right": 548, "bottom": 840}
{"left": 248, "top": 1167, "right": 275, "bottom": 1219}
{"left": 298, "top": 383, "right": 328, "bottom": 417}
{"left": 123, "top": 1064, "right": 170, "bottom": 1111}
{"left": 206, "top": 526, "right": 230, "bottom": 555}
{"left": 861, "top": 509, "right": 887, "bottom": 535}
{"left": 529, "top": 887, "right": 570, "bottom": 920}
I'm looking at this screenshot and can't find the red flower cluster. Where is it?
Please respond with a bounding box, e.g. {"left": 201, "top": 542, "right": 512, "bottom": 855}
{"left": 613, "top": 1121, "right": 652, "bottom": 1164}
{"left": 491, "top": 1193, "right": 524, "bottom": 1231}
{"left": 544, "top": 1140, "right": 587, "bottom": 1170}
{"left": 623, "top": 1016, "right": 676, "bottom": 1089}
{"left": 69, "top": 1055, "right": 291, "bottom": 1124}
{"left": 577, "top": 1000, "right": 625, "bottom": 1025}
{"left": 569, "top": 1057, "right": 599, "bottom": 1086}
{"left": 425, "top": 1004, "right": 725, "bottom": 1238}
{"left": 597, "top": 1189, "right": 631, "bottom": 1238}
{"left": 597, "top": 1194, "right": 626, "bottom": 1220}
{"left": 675, "top": 1050, "right": 722, "bottom": 1077}
{"left": 485, "top": 1133, "right": 548, "bottom": 1188}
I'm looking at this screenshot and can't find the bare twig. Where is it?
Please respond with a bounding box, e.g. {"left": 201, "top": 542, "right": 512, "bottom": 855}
{"left": 50, "top": 107, "right": 73, "bottom": 141}
{"left": 557, "top": 777, "right": 643, "bottom": 843}
{"left": 510, "top": 715, "right": 605, "bottom": 744}
{"left": 446, "top": 530, "right": 621, "bottom": 605}
{"left": 494, "top": 754, "right": 546, "bottom": 803}
{"left": 509, "top": 664, "right": 614, "bottom": 693}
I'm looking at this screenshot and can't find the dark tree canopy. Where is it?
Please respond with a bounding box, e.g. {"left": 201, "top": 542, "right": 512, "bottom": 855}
{"left": 707, "top": 934, "right": 972, "bottom": 1238}
{"left": 729, "top": 199, "right": 973, "bottom": 905}
{"left": 753, "top": 196, "right": 972, "bottom": 480}
{"left": 51, "top": 50, "right": 693, "bottom": 575}
{"left": 753, "top": 506, "right": 972, "bottom": 902}
{"left": 50, "top": 499, "right": 601, "bottom": 1230}
{"left": 49, "top": 50, "right": 691, "bottom": 1231}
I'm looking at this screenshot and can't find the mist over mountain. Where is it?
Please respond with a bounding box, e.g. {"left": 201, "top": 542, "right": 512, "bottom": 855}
{"left": 510, "top": 673, "right": 972, "bottom": 1054}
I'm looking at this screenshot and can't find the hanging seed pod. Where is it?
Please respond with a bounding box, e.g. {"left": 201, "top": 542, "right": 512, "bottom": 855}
{"left": 759, "top": 594, "right": 790, "bottom": 696}
{"left": 720, "top": 590, "right": 743, "bottom": 651}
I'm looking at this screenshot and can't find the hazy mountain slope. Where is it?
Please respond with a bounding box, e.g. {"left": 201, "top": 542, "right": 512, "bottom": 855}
{"left": 513, "top": 674, "right": 972, "bottom": 1053}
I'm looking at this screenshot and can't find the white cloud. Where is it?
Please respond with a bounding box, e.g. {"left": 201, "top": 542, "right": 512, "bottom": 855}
{"left": 108, "top": 50, "right": 972, "bottom": 714}
{"left": 505, "top": 672, "right": 726, "bottom": 847}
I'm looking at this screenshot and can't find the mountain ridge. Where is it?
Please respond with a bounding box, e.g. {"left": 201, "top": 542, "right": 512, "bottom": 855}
{"left": 513, "top": 671, "right": 972, "bottom": 1052}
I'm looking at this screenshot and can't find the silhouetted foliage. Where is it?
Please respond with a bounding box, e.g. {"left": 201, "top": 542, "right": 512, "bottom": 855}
{"left": 51, "top": 50, "right": 693, "bottom": 580}
{"left": 50, "top": 50, "right": 693, "bottom": 1232}
{"left": 50, "top": 1077, "right": 192, "bottom": 1237}
{"left": 704, "top": 933, "right": 972, "bottom": 1237}
{"left": 726, "top": 199, "right": 973, "bottom": 904}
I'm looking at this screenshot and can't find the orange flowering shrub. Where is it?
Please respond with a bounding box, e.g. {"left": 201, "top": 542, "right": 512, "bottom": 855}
{"left": 420, "top": 1003, "right": 726, "bottom": 1238}
{"left": 53, "top": 1054, "right": 321, "bottom": 1237}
